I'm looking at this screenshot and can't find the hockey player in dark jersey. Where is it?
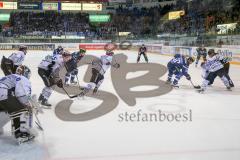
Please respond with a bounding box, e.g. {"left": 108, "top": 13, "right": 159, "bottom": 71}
{"left": 1, "top": 45, "right": 28, "bottom": 75}
{"left": 79, "top": 50, "right": 120, "bottom": 96}
{"left": 195, "top": 45, "right": 207, "bottom": 67}
{"left": 167, "top": 54, "right": 195, "bottom": 87}
{"left": 0, "top": 65, "right": 37, "bottom": 144}
{"left": 137, "top": 44, "right": 148, "bottom": 63}
{"left": 64, "top": 48, "right": 86, "bottom": 85}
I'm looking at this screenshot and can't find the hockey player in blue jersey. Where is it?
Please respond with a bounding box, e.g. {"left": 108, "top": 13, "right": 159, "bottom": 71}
{"left": 166, "top": 54, "right": 195, "bottom": 87}
{"left": 64, "top": 48, "right": 86, "bottom": 85}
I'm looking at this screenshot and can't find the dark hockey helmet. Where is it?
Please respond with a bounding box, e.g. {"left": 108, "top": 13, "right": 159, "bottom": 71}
{"left": 79, "top": 48, "right": 86, "bottom": 57}
{"left": 56, "top": 45, "right": 64, "bottom": 55}
{"left": 57, "top": 45, "right": 63, "bottom": 51}
{"left": 16, "top": 65, "right": 31, "bottom": 79}
{"left": 187, "top": 56, "right": 195, "bottom": 64}
{"left": 106, "top": 50, "right": 114, "bottom": 56}
{"left": 208, "top": 49, "right": 215, "bottom": 56}
{"left": 79, "top": 48, "right": 86, "bottom": 53}
{"left": 19, "top": 45, "right": 27, "bottom": 54}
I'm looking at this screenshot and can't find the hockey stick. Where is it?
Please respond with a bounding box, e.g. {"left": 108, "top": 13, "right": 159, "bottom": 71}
{"left": 75, "top": 75, "right": 83, "bottom": 91}
{"left": 33, "top": 111, "right": 44, "bottom": 131}
{"left": 189, "top": 80, "right": 201, "bottom": 89}
{"left": 62, "top": 87, "right": 82, "bottom": 98}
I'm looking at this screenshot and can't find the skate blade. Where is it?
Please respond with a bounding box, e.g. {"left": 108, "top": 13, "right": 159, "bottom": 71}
{"left": 41, "top": 105, "right": 52, "bottom": 109}
{"left": 17, "top": 136, "right": 35, "bottom": 145}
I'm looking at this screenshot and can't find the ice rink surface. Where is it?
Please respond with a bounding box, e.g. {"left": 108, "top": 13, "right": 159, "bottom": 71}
{"left": 0, "top": 50, "right": 240, "bottom": 160}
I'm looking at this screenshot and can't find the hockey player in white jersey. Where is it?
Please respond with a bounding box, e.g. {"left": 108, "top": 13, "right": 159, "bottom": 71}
{"left": 198, "top": 49, "right": 231, "bottom": 93}
{"left": 80, "top": 50, "right": 120, "bottom": 96}
{"left": 0, "top": 65, "right": 36, "bottom": 144}
{"left": 38, "top": 50, "right": 72, "bottom": 107}
{"left": 1, "top": 45, "right": 27, "bottom": 75}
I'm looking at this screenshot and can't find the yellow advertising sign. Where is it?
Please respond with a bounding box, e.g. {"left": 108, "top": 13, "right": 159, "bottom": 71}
{"left": 61, "top": 3, "right": 81, "bottom": 11}
{"left": 82, "top": 3, "right": 102, "bottom": 11}
{"left": 168, "top": 10, "right": 185, "bottom": 20}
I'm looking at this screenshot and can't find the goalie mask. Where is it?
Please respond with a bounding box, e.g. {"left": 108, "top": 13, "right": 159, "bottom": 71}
{"left": 16, "top": 65, "right": 31, "bottom": 79}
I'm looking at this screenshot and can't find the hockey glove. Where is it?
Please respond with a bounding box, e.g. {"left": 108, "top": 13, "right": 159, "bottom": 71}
{"left": 186, "top": 75, "right": 191, "bottom": 80}
{"left": 56, "top": 79, "right": 63, "bottom": 88}
{"left": 93, "top": 87, "right": 98, "bottom": 94}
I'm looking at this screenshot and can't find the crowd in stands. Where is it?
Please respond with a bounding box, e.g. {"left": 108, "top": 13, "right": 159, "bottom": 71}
{"left": 1, "top": 0, "right": 240, "bottom": 39}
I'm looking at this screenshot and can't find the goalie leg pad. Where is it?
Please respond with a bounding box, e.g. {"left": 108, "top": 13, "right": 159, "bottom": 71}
{"left": 0, "top": 112, "right": 10, "bottom": 135}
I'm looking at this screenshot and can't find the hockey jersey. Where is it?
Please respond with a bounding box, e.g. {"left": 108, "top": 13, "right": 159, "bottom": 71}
{"left": 204, "top": 54, "right": 224, "bottom": 72}
{"left": 38, "top": 54, "right": 64, "bottom": 72}
{"left": 92, "top": 55, "right": 113, "bottom": 75}
{"left": 168, "top": 54, "right": 190, "bottom": 77}
{"left": 139, "top": 46, "right": 147, "bottom": 53}
{"left": 196, "top": 48, "right": 207, "bottom": 55}
{"left": 0, "top": 74, "right": 31, "bottom": 106}
{"left": 65, "top": 51, "right": 83, "bottom": 72}
{"left": 8, "top": 51, "right": 25, "bottom": 66}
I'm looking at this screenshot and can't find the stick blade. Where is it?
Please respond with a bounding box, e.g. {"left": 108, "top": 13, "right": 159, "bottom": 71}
{"left": 194, "top": 85, "right": 201, "bottom": 89}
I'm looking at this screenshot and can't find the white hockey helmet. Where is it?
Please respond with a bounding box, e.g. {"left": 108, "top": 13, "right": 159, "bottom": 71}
{"left": 16, "top": 65, "right": 31, "bottom": 79}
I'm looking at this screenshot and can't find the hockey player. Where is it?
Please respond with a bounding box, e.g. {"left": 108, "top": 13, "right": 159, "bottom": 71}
{"left": 166, "top": 54, "right": 195, "bottom": 87}
{"left": 38, "top": 50, "right": 72, "bottom": 107}
{"left": 53, "top": 45, "right": 64, "bottom": 56}
{"left": 195, "top": 44, "right": 207, "bottom": 67}
{"left": 137, "top": 44, "right": 148, "bottom": 63}
{"left": 64, "top": 48, "right": 86, "bottom": 85}
{"left": 0, "top": 65, "right": 36, "bottom": 144}
{"left": 207, "top": 52, "right": 234, "bottom": 87}
{"left": 1, "top": 45, "right": 27, "bottom": 75}
{"left": 198, "top": 49, "right": 231, "bottom": 93}
{"left": 80, "top": 50, "right": 120, "bottom": 96}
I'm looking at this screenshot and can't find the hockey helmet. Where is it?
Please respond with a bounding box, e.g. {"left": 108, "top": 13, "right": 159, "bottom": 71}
{"left": 19, "top": 45, "right": 27, "bottom": 54}
{"left": 106, "top": 50, "right": 114, "bottom": 56}
{"left": 56, "top": 45, "right": 64, "bottom": 55}
{"left": 16, "top": 65, "right": 31, "bottom": 79}
{"left": 57, "top": 45, "right": 63, "bottom": 51}
{"left": 208, "top": 49, "right": 215, "bottom": 57}
{"left": 187, "top": 56, "right": 195, "bottom": 64}
{"left": 79, "top": 48, "right": 86, "bottom": 57}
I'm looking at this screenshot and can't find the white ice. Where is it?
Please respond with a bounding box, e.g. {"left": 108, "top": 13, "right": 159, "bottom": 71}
{"left": 0, "top": 49, "right": 240, "bottom": 160}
